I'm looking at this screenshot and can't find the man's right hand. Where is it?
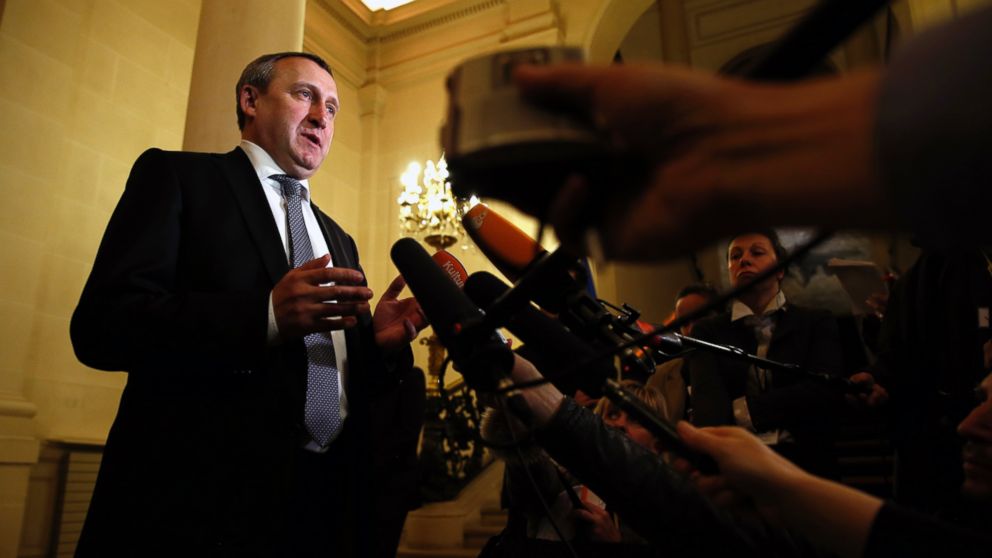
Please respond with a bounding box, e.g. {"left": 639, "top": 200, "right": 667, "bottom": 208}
{"left": 272, "top": 255, "right": 373, "bottom": 339}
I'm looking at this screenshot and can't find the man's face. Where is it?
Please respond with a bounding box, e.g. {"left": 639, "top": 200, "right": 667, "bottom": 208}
{"left": 240, "top": 57, "right": 338, "bottom": 179}
{"left": 675, "top": 293, "right": 712, "bottom": 336}
{"left": 959, "top": 373, "right": 992, "bottom": 499}
{"left": 727, "top": 234, "right": 784, "bottom": 290}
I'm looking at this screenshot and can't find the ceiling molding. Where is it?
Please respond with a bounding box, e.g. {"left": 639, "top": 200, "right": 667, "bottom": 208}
{"left": 312, "top": 0, "right": 508, "bottom": 43}
{"left": 376, "top": 0, "right": 504, "bottom": 42}
{"left": 308, "top": 0, "right": 562, "bottom": 87}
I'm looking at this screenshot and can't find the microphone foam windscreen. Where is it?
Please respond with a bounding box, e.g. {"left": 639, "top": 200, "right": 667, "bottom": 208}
{"left": 431, "top": 248, "right": 468, "bottom": 288}
{"left": 462, "top": 203, "right": 546, "bottom": 282}
{"left": 464, "top": 271, "right": 613, "bottom": 397}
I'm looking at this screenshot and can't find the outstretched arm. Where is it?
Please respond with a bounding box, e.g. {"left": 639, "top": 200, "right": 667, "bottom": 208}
{"left": 678, "top": 422, "right": 881, "bottom": 558}
{"left": 514, "top": 63, "right": 886, "bottom": 260}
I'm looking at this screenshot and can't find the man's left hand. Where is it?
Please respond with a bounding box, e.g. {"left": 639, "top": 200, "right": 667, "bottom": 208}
{"left": 373, "top": 275, "right": 427, "bottom": 352}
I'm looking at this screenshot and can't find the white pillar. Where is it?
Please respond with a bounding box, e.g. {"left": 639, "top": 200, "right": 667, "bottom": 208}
{"left": 183, "top": 0, "right": 307, "bottom": 153}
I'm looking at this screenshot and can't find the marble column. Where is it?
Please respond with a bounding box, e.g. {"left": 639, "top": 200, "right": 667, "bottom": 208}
{"left": 183, "top": 0, "right": 307, "bottom": 153}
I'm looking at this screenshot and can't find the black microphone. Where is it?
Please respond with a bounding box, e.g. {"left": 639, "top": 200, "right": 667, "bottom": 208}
{"left": 479, "top": 247, "right": 658, "bottom": 381}
{"left": 391, "top": 238, "right": 546, "bottom": 426}
{"left": 465, "top": 271, "right": 718, "bottom": 472}
{"left": 464, "top": 271, "right": 615, "bottom": 397}
{"left": 390, "top": 238, "right": 513, "bottom": 394}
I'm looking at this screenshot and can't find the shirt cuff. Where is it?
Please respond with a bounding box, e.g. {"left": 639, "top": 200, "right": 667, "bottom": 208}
{"left": 732, "top": 396, "right": 756, "bottom": 432}
{"left": 267, "top": 291, "right": 280, "bottom": 345}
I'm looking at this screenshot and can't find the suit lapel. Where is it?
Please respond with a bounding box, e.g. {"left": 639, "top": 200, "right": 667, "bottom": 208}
{"left": 311, "top": 203, "right": 366, "bottom": 397}
{"left": 216, "top": 148, "right": 288, "bottom": 285}
{"left": 770, "top": 307, "right": 798, "bottom": 347}
{"left": 311, "top": 203, "right": 355, "bottom": 270}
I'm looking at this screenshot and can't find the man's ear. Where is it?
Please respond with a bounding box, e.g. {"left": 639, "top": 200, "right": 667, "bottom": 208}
{"left": 240, "top": 85, "right": 260, "bottom": 119}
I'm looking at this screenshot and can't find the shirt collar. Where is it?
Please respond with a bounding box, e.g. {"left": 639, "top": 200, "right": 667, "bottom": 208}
{"left": 731, "top": 290, "right": 787, "bottom": 322}
{"left": 239, "top": 140, "right": 312, "bottom": 203}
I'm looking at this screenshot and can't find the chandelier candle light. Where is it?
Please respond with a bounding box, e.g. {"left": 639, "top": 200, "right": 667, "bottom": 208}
{"left": 397, "top": 155, "right": 478, "bottom": 250}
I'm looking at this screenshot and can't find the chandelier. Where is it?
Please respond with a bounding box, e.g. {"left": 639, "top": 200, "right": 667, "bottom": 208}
{"left": 397, "top": 154, "right": 478, "bottom": 250}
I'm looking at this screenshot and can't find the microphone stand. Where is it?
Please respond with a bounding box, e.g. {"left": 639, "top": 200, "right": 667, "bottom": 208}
{"left": 651, "top": 332, "right": 864, "bottom": 393}
{"left": 745, "top": 0, "right": 894, "bottom": 81}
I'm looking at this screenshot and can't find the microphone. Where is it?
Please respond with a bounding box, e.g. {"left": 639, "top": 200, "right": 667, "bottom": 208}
{"left": 464, "top": 271, "right": 615, "bottom": 397}
{"left": 465, "top": 271, "right": 717, "bottom": 471}
{"left": 458, "top": 202, "right": 657, "bottom": 378}
{"left": 431, "top": 248, "right": 468, "bottom": 288}
{"left": 461, "top": 203, "right": 582, "bottom": 313}
{"left": 639, "top": 329, "right": 871, "bottom": 394}
{"left": 390, "top": 239, "right": 538, "bottom": 422}
{"left": 462, "top": 203, "right": 547, "bottom": 283}
{"left": 462, "top": 202, "right": 598, "bottom": 303}
{"left": 463, "top": 242, "right": 657, "bottom": 381}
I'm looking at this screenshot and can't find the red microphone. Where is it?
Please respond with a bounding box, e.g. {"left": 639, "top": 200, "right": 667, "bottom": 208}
{"left": 423, "top": 243, "right": 512, "bottom": 350}
{"left": 430, "top": 248, "right": 468, "bottom": 288}
{"left": 461, "top": 203, "right": 546, "bottom": 283}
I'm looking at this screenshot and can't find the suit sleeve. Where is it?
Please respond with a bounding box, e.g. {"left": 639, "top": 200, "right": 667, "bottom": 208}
{"left": 70, "top": 149, "right": 270, "bottom": 372}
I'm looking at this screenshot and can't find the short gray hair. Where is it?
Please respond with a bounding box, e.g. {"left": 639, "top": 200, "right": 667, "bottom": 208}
{"left": 235, "top": 52, "right": 333, "bottom": 130}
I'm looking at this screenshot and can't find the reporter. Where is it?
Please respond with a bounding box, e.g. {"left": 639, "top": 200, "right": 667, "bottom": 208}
{"left": 481, "top": 380, "right": 669, "bottom": 555}
{"left": 509, "top": 355, "right": 814, "bottom": 557}
{"left": 510, "top": 354, "right": 992, "bottom": 558}
{"left": 682, "top": 372, "right": 992, "bottom": 558}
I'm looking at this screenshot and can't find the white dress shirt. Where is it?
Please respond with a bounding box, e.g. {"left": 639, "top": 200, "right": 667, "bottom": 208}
{"left": 239, "top": 140, "right": 349, "bottom": 443}
{"left": 729, "top": 290, "right": 790, "bottom": 445}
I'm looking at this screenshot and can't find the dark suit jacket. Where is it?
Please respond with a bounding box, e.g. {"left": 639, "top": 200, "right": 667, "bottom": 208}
{"left": 70, "top": 148, "right": 410, "bottom": 556}
{"left": 687, "top": 304, "right": 845, "bottom": 474}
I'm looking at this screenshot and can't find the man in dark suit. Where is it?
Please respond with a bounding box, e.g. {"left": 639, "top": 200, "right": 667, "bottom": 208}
{"left": 688, "top": 230, "right": 845, "bottom": 478}
{"left": 70, "top": 52, "right": 425, "bottom": 556}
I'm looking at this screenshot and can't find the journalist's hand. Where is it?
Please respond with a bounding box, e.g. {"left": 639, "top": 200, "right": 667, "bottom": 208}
{"left": 514, "top": 64, "right": 886, "bottom": 261}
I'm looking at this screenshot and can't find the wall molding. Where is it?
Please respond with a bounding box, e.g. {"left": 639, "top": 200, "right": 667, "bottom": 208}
{"left": 378, "top": 0, "right": 504, "bottom": 42}
{"left": 685, "top": 0, "right": 816, "bottom": 47}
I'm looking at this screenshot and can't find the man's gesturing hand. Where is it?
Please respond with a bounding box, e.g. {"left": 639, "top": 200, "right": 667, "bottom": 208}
{"left": 273, "top": 255, "right": 373, "bottom": 339}
{"left": 373, "top": 275, "right": 428, "bottom": 352}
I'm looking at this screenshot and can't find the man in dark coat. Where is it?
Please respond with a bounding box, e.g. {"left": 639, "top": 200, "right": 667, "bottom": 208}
{"left": 688, "top": 231, "right": 845, "bottom": 477}
{"left": 70, "top": 52, "right": 425, "bottom": 556}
